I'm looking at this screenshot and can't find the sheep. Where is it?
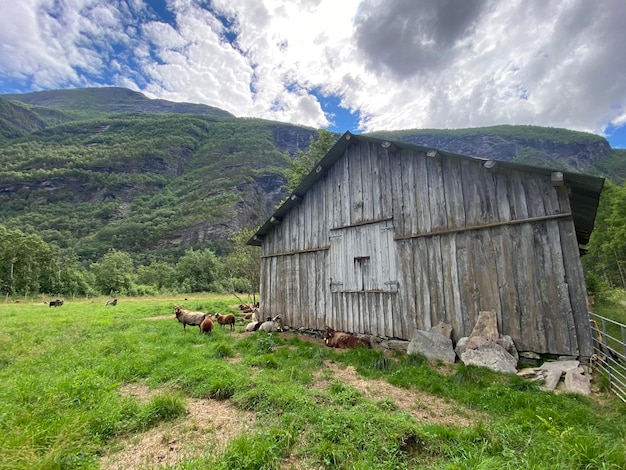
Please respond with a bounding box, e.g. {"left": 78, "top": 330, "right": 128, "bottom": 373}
{"left": 200, "top": 315, "right": 214, "bottom": 334}
{"left": 49, "top": 299, "right": 64, "bottom": 307}
{"left": 258, "top": 315, "right": 283, "bottom": 333}
{"left": 251, "top": 307, "right": 260, "bottom": 323}
{"left": 324, "top": 326, "right": 371, "bottom": 349}
{"left": 105, "top": 298, "right": 118, "bottom": 306}
{"left": 173, "top": 305, "right": 206, "bottom": 332}
{"left": 245, "top": 321, "right": 261, "bottom": 332}
{"left": 215, "top": 313, "right": 236, "bottom": 331}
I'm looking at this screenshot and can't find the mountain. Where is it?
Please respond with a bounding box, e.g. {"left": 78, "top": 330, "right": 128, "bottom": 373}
{"left": 0, "top": 87, "right": 234, "bottom": 120}
{"left": 0, "top": 87, "right": 624, "bottom": 266}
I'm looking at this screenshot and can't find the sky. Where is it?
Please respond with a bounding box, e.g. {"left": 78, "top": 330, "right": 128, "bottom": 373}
{"left": 1, "top": 0, "right": 626, "bottom": 148}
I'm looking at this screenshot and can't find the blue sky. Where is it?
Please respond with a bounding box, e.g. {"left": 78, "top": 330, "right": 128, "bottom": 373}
{"left": 1, "top": 0, "right": 625, "bottom": 148}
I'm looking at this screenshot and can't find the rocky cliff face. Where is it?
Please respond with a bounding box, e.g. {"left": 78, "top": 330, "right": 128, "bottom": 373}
{"left": 388, "top": 133, "right": 611, "bottom": 172}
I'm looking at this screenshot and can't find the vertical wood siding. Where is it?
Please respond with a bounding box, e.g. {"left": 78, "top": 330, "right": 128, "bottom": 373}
{"left": 259, "top": 140, "right": 592, "bottom": 356}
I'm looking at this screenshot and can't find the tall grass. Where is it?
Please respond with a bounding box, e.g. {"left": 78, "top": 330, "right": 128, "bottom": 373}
{"left": 0, "top": 296, "right": 625, "bottom": 469}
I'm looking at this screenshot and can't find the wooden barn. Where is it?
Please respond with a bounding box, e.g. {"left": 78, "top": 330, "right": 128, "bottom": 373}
{"left": 249, "top": 132, "right": 604, "bottom": 358}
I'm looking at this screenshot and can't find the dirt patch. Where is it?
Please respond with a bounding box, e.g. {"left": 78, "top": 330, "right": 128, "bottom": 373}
{"left": 315, "top": 361, "right": 480, "bottom": 427}
{"left": 100, "top": 385, "right": 255, "bottom": 470}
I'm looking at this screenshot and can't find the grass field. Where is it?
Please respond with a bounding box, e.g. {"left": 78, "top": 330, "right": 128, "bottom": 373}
{"left": 0, "top": 295, "right": 625, "bottom": 469}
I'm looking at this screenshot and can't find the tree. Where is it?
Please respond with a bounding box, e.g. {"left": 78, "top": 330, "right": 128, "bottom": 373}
{"left": 0, "top": 225, "right": 58, "bottom": 296}
{"left": 583, "top": 181, "right": 626, "bottom": 289}
{"left": 137, "top": 261, "right": 177, "bottom": 291}
{"left": 90, "top": 249, "right": 135, "bottom": 295}
{"left": 225, "top": 227, "right": 261, "bottom": 299}
{"left": 175, "top": 248, "right": 222, "bottom": 292}
{"left": 284, "top": 129, "right": 337, "bottom": 192}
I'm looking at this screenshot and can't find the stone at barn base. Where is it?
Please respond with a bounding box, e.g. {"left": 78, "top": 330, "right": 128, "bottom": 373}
{"left": 563, "top": 369, "right": 591, "bottom": 395}
{"left": 460, "top": 342, "right": 518, "bottom": 374}
{"left": 379, "top": 339, "right": 410, "bottom": 351}
{"left": 408, "top": 330, "right": 456, "bottom": 363}
{"left": 429, "top": 321, "right": 453, "bottom": 339}
{"left": 468, "top": 310, "right": 500, "bottom": 340}
{"left": 455, "top": 310, "right": 519, "bottom": 373}
{"left": 516, "top": 360, "right": 592, "bottom": 395}
{"left": 497, "top": 335, "right": 519, "bottom": 361}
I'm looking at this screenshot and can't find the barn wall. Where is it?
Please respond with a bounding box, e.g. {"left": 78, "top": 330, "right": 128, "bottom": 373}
{"left": 259, "top": 139, "right": 593, "bottom": 356}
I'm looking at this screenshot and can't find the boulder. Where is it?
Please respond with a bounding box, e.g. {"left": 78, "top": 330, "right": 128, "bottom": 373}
{"left": 380, "top": 339, "right": 410, "bottom": 351}
{"left": 429, "top": 321, "right": 453, "bottom": 339}
{"left": 455, "top": 336, "right": 469, "bottom": 356}
{"left": 543, "top": 369, "right": 563, "bottom": 391}
{"left": 563, "top": 369, "right": 591, "bottom": 395}
{"left": 460, "top": 342, "right": 518, "bottom": 374}
{"left": 408, "top": 330, "right": 456, "bottom": 363}
{"left": 468, "top": 310, "right": 500, "bottom": 341}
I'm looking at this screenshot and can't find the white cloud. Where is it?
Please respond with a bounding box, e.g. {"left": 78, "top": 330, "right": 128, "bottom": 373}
{"left": 0, "top": 0, "right": 625, "bottom": 138}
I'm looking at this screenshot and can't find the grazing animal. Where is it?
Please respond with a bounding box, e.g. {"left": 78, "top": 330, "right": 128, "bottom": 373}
{"left": 245, "top": 321, "right": 261, "bottom": 332}
{"left": 200, "top": 315, "right": 214, "bottom": 334}
{"left": 173, "top": 305, "right": 206, "bottom": 332}
{"left": 240, "top": 303, "right": 254, "bottom": 313}
{"left": 105, "top": 298, "right": 118, "bottom": 306}
{"left": 49, "top": 299, "right": 64, "bottom": 307}
{"left": 259, "top": 315, "right": 283, "bottom": 332}
{"left": 215, "top": 313, "right": 236, "bottom": 331}
{"left": 324, "top": 326, "right": 371, "bottom": 349}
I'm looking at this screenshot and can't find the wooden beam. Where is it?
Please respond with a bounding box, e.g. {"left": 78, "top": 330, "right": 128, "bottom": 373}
{"left": 394, "top": 213, "right": 573, "bottom": 240}
{"left": 261, "top": 246, "right": 330, "bottom": 258}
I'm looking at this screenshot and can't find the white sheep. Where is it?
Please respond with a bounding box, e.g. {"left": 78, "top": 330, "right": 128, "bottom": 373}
{"left": 258, "top": 315, "right": 283, "bottom": 333}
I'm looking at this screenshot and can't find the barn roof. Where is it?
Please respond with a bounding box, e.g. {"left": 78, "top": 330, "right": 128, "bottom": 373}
{"left": 249, "top": 131, "right": 605, "bottom": 247}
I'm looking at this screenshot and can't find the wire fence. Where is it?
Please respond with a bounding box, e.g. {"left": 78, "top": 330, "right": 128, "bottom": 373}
{"left": 589, "top": 312, "right": 626, "bottom": 403}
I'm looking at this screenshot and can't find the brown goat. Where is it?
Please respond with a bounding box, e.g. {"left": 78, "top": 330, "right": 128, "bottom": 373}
{"left": 324, "top": 326, "right": 371, "bottom": 349}
{"left": 200, "top": 315, "right": 214, "bottom": 334}
{"left": 215, "top": 313, "right": 236, "bottom": 331}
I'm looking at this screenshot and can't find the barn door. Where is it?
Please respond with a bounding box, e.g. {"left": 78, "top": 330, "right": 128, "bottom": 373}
{"left": 329, "top": 220, "right": 398, "bottom": 292}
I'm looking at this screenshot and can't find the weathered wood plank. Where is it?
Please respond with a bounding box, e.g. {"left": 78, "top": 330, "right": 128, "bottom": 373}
{"left": 546, "top": 219, "right": 576, "bottom": 353}
{"left": 441, "top": 234, "right": 463, "bottom": 341}
{"left": 427, "top": 236, "right": 445, "bottom": 329}
{"left": 508, "top": 171, "right": 530, "bottom": 221}
{"left": 427, "top": 153, "right": 447, "bottom": 231}
{"left": 494, "top": 170, "right": 512, "bottom": 222}
{"left": 556, "top": 185, "right": 593, "bottom": 357}
{"left": 454, "top": 232, "right": 477, "bottom": 337}
{"left": 398, "top": 239, "right": 416, "bottom": 334}
{"left": 517, "top": 222, "right": 546, "bottom": 352}
{"left": 370, "top": 144, "right": 382, "bottom": 221}
{"left": 442, "top": 156, "right": 466, "bottom": 229}
{"left": 414, "top": 151, "right": 430, "bottom": 234}
{"left": 341, "top": 151, "right": 351, "bottom": 228}
{"left": 492, "top": 225, "right": 521, "bottom": 345}
{"left": 362, "top": 142, "right": 374, "bottom": 222}
{"left": 379, "top": 147, "right": 394, "bottom": 220}
{"left": 460, "top": 159, "right": 483, "bottom": 226}
{"left": 415, "top": 237, "right": 432, "bottom": 331}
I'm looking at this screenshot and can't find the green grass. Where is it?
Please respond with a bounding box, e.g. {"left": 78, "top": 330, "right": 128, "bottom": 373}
{"left": 0, "top": 296, "right": 625, "bottom": 469}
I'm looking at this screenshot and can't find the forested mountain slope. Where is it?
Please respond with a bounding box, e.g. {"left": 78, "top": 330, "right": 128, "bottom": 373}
{"left": 0, "top": 87, "right": 624, "bottom": 268}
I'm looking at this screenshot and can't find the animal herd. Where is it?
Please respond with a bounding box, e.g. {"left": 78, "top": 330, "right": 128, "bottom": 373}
{"left": 172, "top": 302, "right": 371, "bottom": 349}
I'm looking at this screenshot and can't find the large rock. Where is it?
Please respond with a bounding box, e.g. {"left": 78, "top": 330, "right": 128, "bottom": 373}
{"left": 460, "top": 342, "right": 518, "bottom": 374}
{"left": 516, "top": 360, "right": 593, "bottom": 394}
{"left": 429, "top": 322, "right": 453, "bottom": 339}
{"left": 469, "top": 310, "right": 500, "bottom": 340}
{"left": 408, "top": 330, "right": 456, "bottom": 363}
{"left": 563, "top": 369, "right": 591, "bottom": 395}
